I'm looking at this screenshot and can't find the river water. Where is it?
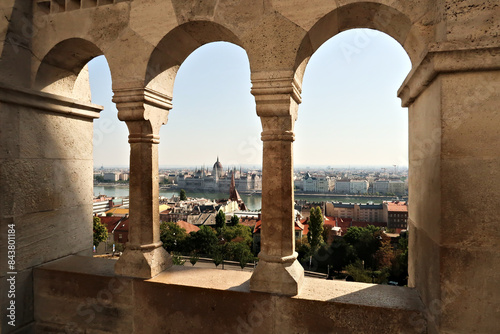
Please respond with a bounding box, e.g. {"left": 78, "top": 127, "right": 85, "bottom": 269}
{"left": 94, "top": 186, "right": 397, "bottom": 211}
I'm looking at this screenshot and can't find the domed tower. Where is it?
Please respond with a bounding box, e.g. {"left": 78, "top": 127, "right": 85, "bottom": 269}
{"left": 212, "top": 156, "right": 223, "bottom": 179}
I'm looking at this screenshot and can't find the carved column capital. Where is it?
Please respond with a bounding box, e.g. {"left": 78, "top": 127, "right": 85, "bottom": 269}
{"left": 113, "top": 87, "right": 172, "bottom": 139}
{"left": 252, "top": 71, "right": 302, "bottom": 143}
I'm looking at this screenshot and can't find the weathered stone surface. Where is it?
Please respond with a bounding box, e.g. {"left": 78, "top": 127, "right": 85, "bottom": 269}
{"left": 440, "top": 157, "right": 500, "bottom": 249}
{"left": 441, "top": 71, "right": 500, "bottom": 158}
{"left": 0, "top": 269, "right": 34, "bottom": 334}
{"left": 250, "top": 259, "right": 304, "bottom": 296}
{"left": 34, "top": 256, "right": 426, "bottom": 334}
{"left": 408, "top": 77, "right": 442, "bottom": 244}
{"left": 34, "top": 257, "right": 134, "bottom": 333}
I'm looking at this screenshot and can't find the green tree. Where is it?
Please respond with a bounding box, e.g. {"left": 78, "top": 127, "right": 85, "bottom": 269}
{"left": 215, "top": 210, "right": 226, "bottom": 233}
{"left": 93, "top": 216, "right": 108, "bottom": 248}
{"left": 328, "top": 238, "right": 356, "bottom": 274}
{"left": 389, "top": 231, "right": 409, "bottom": 285}
{"left": 344, "top": 225, "right": 383, "bottom": 270}
{"left": 212, "top": 246, "right": 224, "bottom": 268}
{"left": 160, "top": 221, "right": 188, "bottom": 253}
{"left": 231, "top": 242, "right": 253, "bottom": 269}
{"left": 307, "top": 207, "right": 324, "bottom": 252}
{"left": 179, "top": 189, "right": 187, "bottom": 201}
{"left": 190, "top": 226, "right": 218, "bottom": 255}
{"left": 94, "top": 175, "right": 105, "bottom": 183}
{"left": 374, "top": 236, "right": 395, "bottom": 269}
{"left": 171, "top": 252, "right": 185, "bottom": 265}
{"left": 345, "top": 261, "right": 373, "bottom": 283}
{"left": 296, "top": 236, "right": 311, "bottom": 263}
{"left": 189, "top": 252, "right": 199, "bottom": 266}
{"left": 222, "top": 225, "right": 252, "bottom": 247}
{"left": 230, "top": 214, "right": 240, "bottom": 226}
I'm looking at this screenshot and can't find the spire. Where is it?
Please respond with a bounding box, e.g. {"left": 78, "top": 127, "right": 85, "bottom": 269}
{"left": 230, "top": 170, "right": 248, "bottom": 211}
{"left": 231, "top": 171, "right": 236, "bottom": 189}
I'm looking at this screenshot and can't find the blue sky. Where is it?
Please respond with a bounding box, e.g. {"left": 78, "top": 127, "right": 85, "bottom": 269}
{"left": 89, "top": 29, "right": 411, "bottom": 169}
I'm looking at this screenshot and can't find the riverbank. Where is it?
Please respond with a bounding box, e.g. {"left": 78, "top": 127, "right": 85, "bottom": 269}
{"left": 295, "top": 192, "right": 407, "bottom": 199}
{"left": 94, "top": 185, "right": 405, "bottom": 212}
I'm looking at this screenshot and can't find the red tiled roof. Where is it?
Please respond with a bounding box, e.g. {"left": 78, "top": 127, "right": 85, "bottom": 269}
{"left": 324, "top": 216, "right": 336, "bottom": 227}
{"left": 99, "top": 216, "right": 122, "bottom": 234}
{"left": 386, "top": 201, "right": 408, "bottom": 212}
{"left": 253, "top": 220, "right": 262, "bottom": 234}
{"left": 240, "top": 216, "right": 259, "bottom": 228}
{"left": 336, "top": 217, "right": 352, "bottom": 231}
{"left": 176, "top": 220, "right": 200, "bottom": 233}
{"left": 295, "top": 220, "right": 304, "bottom": 231}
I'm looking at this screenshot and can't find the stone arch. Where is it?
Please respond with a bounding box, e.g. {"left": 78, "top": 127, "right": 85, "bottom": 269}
{"left": 34, "top": 37, "right": 105, "bottom": 99}
{"left": 294, "top": 2, "right": 423, "bottom": 83}
{"left": 145, "top": 20, "right": 246, "bottom": 95}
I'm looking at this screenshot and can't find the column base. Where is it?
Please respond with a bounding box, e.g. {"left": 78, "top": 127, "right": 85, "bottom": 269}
{"left": 114, "top": 245, "right": 172, "bottom": 279}
{"left": 250, "top": 254, "right": 304, "bottom": 296}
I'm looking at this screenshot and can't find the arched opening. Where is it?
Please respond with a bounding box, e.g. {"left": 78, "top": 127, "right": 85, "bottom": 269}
{"left": 145, "top": 21, "right": 244, "bottom": 95}
{"left": 34, "top": 38, "right": 104, "bottom": 99}
{"left": 155, "top": 40, "right": 262, "bottom": 263}
{"left": 159, "top": 41, "right": 258, "bottom": 171}
{"left": 294, "top": 2, "right": 420, "bottom": 83}
{"left": 294, "top": 27, "right": 412, "bottom": 284}
{"left": 88, "top": 55, "right": 129, "bottom": 184}
{"left": 87, "top": 55, "right": 130, "bottom": 254}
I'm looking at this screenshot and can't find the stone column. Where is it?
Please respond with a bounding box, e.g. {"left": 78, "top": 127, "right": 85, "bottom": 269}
{"left": 249, "top": 72, "right": 304, "bottom": 296}
{"left": 399, "top": 46, "right": 500, "bottom": 334}
{"left": 113, "top": 88, "right": 172, "bottom": 278}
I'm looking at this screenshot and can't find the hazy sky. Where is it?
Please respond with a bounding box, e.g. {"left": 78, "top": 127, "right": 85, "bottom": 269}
{"left": 89, "top": 29, "right": 411, "bottom": 169}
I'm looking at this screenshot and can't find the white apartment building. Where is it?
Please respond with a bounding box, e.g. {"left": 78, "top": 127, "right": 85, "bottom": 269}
{"left": 374, "top": 180, "right": 406, "bottom": 195}
{"left": 302, "top": 173, "right": 333, "bottom": 192}
{"left": 334, "top": 180, "right": 351, "bottom": 194}
{"left": 103, "top": 172, "right": 120, "bottom": 182}
{"left": 388, "top": 180, "right": 405, "bottom": 196}
{"left": 350, "top": 180, "right": 369, "bottom": 194}
{"left": 374, "top": 180, "right": 390, "bottom": 194}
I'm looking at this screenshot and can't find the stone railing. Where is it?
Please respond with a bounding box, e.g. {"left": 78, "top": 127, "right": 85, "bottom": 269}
{"left": 34, "top": 256, "right": 427, "bottom": 333}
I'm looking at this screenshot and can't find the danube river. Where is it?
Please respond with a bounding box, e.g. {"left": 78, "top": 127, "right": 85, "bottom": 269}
{"left": 94, "top": 186, "right": 398, "bottom": 211}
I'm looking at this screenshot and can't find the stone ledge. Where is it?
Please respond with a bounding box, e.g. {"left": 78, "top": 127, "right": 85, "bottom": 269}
{"left": 398, "top": 46, "right": 500, "bottom": 107}
{"left": 34, "top": 255, "right": 426, "bottom": 333}
{"left": 0, "top": 83, "right": 102, "bottom": 119}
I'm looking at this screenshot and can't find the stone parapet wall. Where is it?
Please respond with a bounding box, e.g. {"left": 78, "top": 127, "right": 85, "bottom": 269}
{"left": 34, "top": 256, "right": 426, "bottom": 334}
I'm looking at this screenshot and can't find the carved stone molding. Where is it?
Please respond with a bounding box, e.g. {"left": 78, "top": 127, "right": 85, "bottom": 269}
{"left": 399, "top": 46, "right": 500, "bottom": 107}
{"left": 0, "top": 82, "right": 102, "bottom": 119}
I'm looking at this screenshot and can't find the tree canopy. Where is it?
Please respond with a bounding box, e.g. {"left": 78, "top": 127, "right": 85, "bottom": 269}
{"left": 190, "top": 225, "right": 218, "bottom": 255}
{"left": 160, "top": 221, "right": 188, "bottom": 253}
{"left": 179, "top": 189, "right": 187, "bottom": 201}
{"left": 307, "top": 207, "right": 324, "bottom": 252}
{"left": 230, "top": 214, "right": 240, "bottom": 225}
{"left": 93, "top": 216, "right": 108, "bottom": 248}
{"left": 215, "top": 210, "right": 226, "bottom": 232}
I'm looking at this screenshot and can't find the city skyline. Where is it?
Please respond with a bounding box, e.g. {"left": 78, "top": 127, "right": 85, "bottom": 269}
{"left": 90, "top": 29, "right": 411, "bottom": 168}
